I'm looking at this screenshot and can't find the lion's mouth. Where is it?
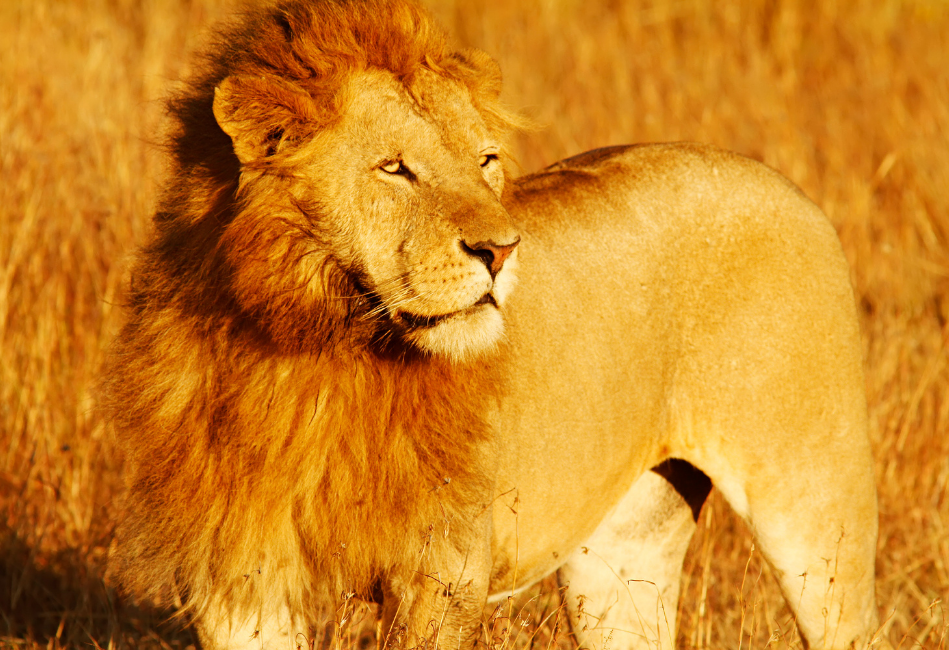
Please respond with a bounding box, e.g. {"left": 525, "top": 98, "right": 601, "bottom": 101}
{"left": 399, "top": 293, "right": 497, "bottom": 329}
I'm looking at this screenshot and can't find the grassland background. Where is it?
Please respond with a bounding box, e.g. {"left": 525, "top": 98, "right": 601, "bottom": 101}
{"left": 1, "top": 0, "right": 947, "bottom": 648}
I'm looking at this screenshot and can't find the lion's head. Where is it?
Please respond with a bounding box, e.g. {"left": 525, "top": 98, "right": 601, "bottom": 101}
{"left": 157, "top": 0, "right": 523, "bottom": 362}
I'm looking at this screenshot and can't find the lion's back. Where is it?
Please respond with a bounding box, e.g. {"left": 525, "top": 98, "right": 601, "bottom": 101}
{"left": 505, "top": 142, "right": 852, "bottom": 325}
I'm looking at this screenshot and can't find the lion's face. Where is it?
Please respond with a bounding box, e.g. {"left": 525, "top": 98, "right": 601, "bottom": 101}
{"left": 215, "top": 68, "right": 519, "bottom": 362}
{"left": 315, "top": 70, "right": 520, "bottom": 359}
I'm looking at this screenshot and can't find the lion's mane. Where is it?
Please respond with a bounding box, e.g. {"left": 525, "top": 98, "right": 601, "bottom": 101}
{"left": 103, "top": 0, "right": 515, "bottom": 620}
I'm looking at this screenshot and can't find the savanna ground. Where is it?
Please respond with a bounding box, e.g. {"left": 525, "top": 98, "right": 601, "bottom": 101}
{"left": 1, "top": 0, "right": 947, "bottom": 648}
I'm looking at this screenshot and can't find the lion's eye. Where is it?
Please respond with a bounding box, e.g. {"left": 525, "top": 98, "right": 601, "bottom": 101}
{"left": 479, "top": 153, "right": 499, "bottom": 167}
{"left": 379, "top": 159, "right": 417, "bottom": 182}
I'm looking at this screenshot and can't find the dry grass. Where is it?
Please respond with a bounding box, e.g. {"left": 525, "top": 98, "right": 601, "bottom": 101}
{"left": 1, "top": 0, "right": 947, "bottom": 648}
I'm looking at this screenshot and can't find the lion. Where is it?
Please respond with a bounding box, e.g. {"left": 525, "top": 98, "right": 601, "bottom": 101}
{"left": 102, "top": 1, "right": 881, "bottom": 649}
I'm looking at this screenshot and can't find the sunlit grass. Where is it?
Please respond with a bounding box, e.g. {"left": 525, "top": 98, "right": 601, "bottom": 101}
{"left": 1, "top": 0, "right": 947, "bottom": 647}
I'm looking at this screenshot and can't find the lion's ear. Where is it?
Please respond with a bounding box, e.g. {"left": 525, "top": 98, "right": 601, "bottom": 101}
{"left": 213, "top": 75, "right": 317, "bottom": 165}
{"left": 450, "top": 49, "right": 503, "bottom": 99}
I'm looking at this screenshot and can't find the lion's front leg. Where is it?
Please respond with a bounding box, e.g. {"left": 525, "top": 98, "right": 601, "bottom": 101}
{"left": 195, "top": 593, "right": 305, "bottom": 650}
{"left": 380, "top": 534, "right": 492, "bottom": 649}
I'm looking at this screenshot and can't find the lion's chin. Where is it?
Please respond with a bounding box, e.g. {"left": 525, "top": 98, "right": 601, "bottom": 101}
{"left": 401, "top": 303, "right": 505, "bottom": 363}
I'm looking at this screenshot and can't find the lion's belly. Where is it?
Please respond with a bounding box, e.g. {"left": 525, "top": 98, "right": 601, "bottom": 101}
{"left": 486, "top": 413, "right": 660, "bottom": 595}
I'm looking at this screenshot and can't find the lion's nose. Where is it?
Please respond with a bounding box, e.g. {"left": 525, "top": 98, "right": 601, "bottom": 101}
{"left": 461, "top": 236, "right": 520, "bottom": 278}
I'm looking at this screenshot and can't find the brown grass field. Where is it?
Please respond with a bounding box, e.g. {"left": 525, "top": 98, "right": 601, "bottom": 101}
{"left": 1, "top": 0, "right": 947, "bottom": 648}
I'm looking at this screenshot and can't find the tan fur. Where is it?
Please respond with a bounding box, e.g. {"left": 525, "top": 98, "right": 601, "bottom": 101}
{"left": 104, "top": 2, "right": 880, "bottom": 649}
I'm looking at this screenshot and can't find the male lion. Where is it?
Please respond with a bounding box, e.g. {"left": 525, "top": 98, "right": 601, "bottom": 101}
{"left": 103, "top": 1, "right": 880, "bottom": 649}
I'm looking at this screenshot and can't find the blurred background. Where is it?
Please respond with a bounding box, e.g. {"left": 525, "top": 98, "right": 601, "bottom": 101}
{"left": 1, "top": 0, "right": 947, "bottom": 647}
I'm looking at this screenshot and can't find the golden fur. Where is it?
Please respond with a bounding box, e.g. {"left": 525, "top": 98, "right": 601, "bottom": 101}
{"left": 104, "top": 1, "right": 881, "bottom": 649}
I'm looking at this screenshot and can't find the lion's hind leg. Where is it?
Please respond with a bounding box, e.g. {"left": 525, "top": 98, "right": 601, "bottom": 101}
{"left": 558, "top": 460, "right": 711, "bottom": 650}
{"left": 719, "top": 450, "right": 880, "bottom": 649}
{"left": 686, "top": 418, "right": 880, "bottom": 649}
